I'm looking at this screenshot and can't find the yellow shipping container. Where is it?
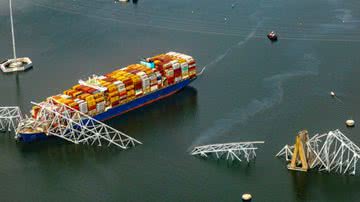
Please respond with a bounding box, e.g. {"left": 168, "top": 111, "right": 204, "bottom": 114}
{"left": 126, "top": 85, "right": 134, "bottom": 91}
{"left": 108, "top": 91, "right": 118, "bottom": 98}
{"left": 85, "top": 95, "right": 95, "bottom": 102}
{"left": 127, "top": 96, "right": 135, "bottom": 102}
{"left": 78, "top": 93, "right": 91, "bottom": 100}
{"left": 73, "top": 91, "right": 82, "bottom": 97}
{"left": 107, "top": 85, "right": 117, "bottom": 92}
{"left": 63, "top": 89, "right": 72, "bottom": 96}
{"left": 110, "top": 96, "right": 119, "bottom": 103}
{"left": 68, "top": 102, "right": 78, "bottom": 107}
{"left": 72, "top": 84, "right": 81, "bottom": 90}
{"left": 95, "top": 97, "right": 105, "bottom": 103}
{"left": 63, "top": 99, "right": 74, "bottom": 105}
{"left": 127, "top": 89, "right": 135, "bottom": 96}
{"left": 93, "top": 93, "right": 103, "bottom": 99}
{"left": 87, "top": 100, "right": 96, "bottom": 107}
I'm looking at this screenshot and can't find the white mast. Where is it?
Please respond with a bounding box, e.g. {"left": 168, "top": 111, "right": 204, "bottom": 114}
{"left": 9, "top": 0, "right": 17, "bottom": 59}
{"left": 0, "top": 0, "right": 33, "bottom": 73}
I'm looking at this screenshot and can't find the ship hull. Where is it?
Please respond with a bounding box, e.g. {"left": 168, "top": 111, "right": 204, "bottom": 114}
{"left": 17, "top": 78, "right": 195, "bottom": 142}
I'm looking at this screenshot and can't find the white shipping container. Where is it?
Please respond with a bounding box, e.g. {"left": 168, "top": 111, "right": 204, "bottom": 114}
{"left": 181, "top": 62, "right": 188, "bottom": 68}
{"left": 60, "top": 94, "right": 72, "bottom": 99}
{"left": 142, "top": 78, "right": 150, "bottom": 87}
{"left": 172, "top": 62, "right": 180, "bottom": 69}
{"left": 114, "top": 80, "right": 125, "bottom": 92}
{"left": 135, "top": 89, "right": 143, "bottom": 96}
{"left": 188, "top": 63, "right": 196, "bottom": 68}
{"left": 149, "top": 74, "right": 157, "bottom": 85}
{"left": 150, "top": 85, "right": 158, "bottom": 92}
{"left": 96, "top": 101, "right": 106, "bottom": 113}
{"left": 79, "top": 102, "right": 88, "bottom": 113}
{"left": 74, "top": 98, "right": 84, "bottom": 103}
{"left": 98, "top": 75, "right": 107, "bottom": 79}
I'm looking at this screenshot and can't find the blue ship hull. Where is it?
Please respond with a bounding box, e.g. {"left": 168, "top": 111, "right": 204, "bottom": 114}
{"left": 17, "top": 78, "right": 195, "bottom": 142}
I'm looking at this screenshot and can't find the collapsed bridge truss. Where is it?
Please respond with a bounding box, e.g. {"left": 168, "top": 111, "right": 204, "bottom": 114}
{"left": 191, "top": 141, "right": 264, "bottom": 162}
{"left": 0, "top": 106, "right": 23, "bottom": 132}
{"left": 20, "top": 98, "right": 142, "bottom": 149}
{"left": 276, "top": 129, "right": 360, "bottom": 175}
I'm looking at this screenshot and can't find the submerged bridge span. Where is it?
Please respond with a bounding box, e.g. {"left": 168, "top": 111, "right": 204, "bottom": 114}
{"left": 191, "top": 141, "right": 264, "bottom": 162}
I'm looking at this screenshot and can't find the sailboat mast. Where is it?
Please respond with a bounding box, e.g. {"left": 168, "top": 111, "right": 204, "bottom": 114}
{"left": 9, "top": 0, "right": 17, "bottom": 59}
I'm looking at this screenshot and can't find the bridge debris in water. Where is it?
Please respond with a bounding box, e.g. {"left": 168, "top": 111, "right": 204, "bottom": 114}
{"left": 0, "top": 106, "right": 23, "bottom": 132}
{"left": 191, "top": 141, "right": 264, "bottom": 162}
{"left": 276, "top": 129, "right": 360, "bottom": 175}
{"left": 18, "top": 98, "right": 142, "bottom": 149}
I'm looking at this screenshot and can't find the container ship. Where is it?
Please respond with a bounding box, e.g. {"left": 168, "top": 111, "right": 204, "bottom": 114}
{"left": 17, "top": 52, "right": 197, "bottom": 142}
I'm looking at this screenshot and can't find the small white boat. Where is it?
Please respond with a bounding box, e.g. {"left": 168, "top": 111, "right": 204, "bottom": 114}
{"left": 0, "top": 57, "right": 33, "bottom": 73}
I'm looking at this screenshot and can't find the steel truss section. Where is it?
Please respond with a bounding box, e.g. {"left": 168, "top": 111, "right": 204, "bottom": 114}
{"left": 275, "top": 145, "right": 294, "bottom": 162}
{"left": 28, "top": 98, "right": 142, "bottom": 149}
{"left": 276, "top": 129, "right": 360, "bottom": 175}
{"left": 191, "top": 141, "right": 264, "bottom": 162}
{"left": 0, "top": 106, "right": 23, "bottom": 132}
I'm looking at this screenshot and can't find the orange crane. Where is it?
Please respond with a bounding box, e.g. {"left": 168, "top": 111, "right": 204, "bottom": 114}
{"left": 287, "top": 130, "right": 309, "bottom": 172}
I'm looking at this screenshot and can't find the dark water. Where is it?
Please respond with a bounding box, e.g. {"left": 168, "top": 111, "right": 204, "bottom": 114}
{"left": 1, "top": 0, "right": 360, "bottom": 201}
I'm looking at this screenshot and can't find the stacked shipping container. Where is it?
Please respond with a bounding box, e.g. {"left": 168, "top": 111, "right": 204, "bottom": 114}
{"left": 31, "top": 52, "right": 197, "bottom": 118}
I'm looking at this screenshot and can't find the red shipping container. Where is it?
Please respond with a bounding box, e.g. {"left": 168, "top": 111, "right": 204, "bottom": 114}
{"left": 111, "top": 101, "right": 119, "bottom": 107}
{"left": 87, "top": 88, "right": 96, "bottom": 94}
{"left": 134, "top": 82, "right": 142, "bottom": 90}
{"left": 167, "top": 76, "right": 175, "bottom": 85}
{"left": 188, "top": 61, "right": 196, "bottom": 66}
{"left": 174, "top": 68, "right": 181, "bottom": 77}
{"left": 103, "top": 77, "right": 117, "bottom": 83}
{"left": 88, "top": 105, "right": 96, "bottom": 111}
{"left": 122, "top": 78, "right": 133, "bottom": 86}
{"left": 119, "top": 91, "right": 127, "bottom": 97}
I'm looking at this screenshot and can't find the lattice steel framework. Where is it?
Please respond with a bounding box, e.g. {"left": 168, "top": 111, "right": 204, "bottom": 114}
{"left": 276, "top": 130, "right": 360, "bottom": 175}
{"left": 0, "top": 106, "right": 23, "bottom": 132}
{"left": 20, "top": 98, "right": 142, "bottom": 149}
{"left": 275, "top": 145, "right": 294, "bottom": 162}
{"left": 191, "top": 141, "right": 264, "bottom": 162}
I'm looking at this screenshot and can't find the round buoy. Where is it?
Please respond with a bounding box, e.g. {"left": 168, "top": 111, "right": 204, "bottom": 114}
{"left": 242, "top": 193, "right": 252, "bottom": 202}
{"left": 346, "top": 119, "right": 355, "bottom": 127}
{"left": 330, "top": 91, "right": 335, "bottom": 97}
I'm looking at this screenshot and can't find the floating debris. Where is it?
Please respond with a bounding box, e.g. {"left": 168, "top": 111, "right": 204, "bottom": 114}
{"left": 191, "top": 141, "right": 264, "bottom": 162}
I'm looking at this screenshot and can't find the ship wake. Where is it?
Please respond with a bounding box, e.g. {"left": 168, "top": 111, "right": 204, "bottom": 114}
{"left": 191, "top": 54, "right": 320, "bottom": 147}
